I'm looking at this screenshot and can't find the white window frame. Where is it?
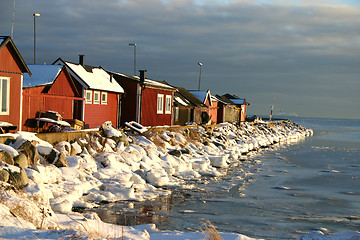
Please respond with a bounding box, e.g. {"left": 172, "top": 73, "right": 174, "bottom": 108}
{"left": 165, "top": 95, "right": 172, "bottom": 114}
{"left": 0, "top": 77, "right": 10, "bottom": 115}
{"left": 93, "top": 91, "right": 100, "bottom": 104}
{"left": 157, "top": 94, "right": 164, "bottom": 114}
{"left": 85, "top": 90, "right": 92, "bottom": 104}
{"left": 101, "top": 92, "right": 107, "bottom": 105}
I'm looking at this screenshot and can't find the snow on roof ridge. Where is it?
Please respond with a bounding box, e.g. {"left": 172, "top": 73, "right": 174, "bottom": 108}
{"left": 110, "top": 71, "right": 175, "bottom": 90}
{"left": 65, "top": 61, "right": 124, "bottom": 93}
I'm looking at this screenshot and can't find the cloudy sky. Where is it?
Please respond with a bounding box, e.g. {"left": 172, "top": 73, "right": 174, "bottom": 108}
{"left": 1, "top": 0, "right": 359, "bottom": 119}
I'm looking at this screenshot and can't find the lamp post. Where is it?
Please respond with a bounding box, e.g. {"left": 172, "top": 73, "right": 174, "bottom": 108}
{"left": 129, "top": 43, "right": 136, "bottom": 76}
{"left": 197, "top": 62, "right": 203, "bottom": 90}
{"left": 33, "top": 13, "right": 40, "bottom": 64}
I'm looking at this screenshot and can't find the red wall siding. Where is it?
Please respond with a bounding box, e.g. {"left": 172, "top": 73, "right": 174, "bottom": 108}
{"left": 117, "top": 80, "right": 138, "bottom": 124}
{"left": 84, "top": 91, "right": 119, "bottom": 128}
{"left": 48, "top": 68, "right": 79, "bottom": 97}
{"left": 22, "top": 87, "right": 77, "bottom": 131}
{"left": 0, "top": 44, "right": 23, "bottom": 130}
{"left": 21, "top": 68, "right": 83, "bottom": 131}
{"left": 209, "top": 101, "right": 218, "bottom": 124}
{"left": 217, "top": 102, "right": 225, "bottom": 123}
{"left": 141, "top": 88, "right": 173, "bottom": 127}
{"left": 112, "top": 75, "right": 174, "bottom": 127}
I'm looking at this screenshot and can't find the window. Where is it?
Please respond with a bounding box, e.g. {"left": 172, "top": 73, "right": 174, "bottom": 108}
{"left": 85, "top": 90, "right": 92, "bottom": 104}
{"left": 165, "top": 95, "right": 172, "bottom": 114}
{"left": 93, "top": 91, "right": 100, "bottom": 104}
{"left": 101, "top": 92, "right": 107, "bottom": 105}
{"left": 0, "top": 77, "right": 10, "bottom": 115}
{"left": 157, "top": 94, "right": 164, "bottom": 114}
{"left": 174, "top": 108, "right": 179, "bottom": 121}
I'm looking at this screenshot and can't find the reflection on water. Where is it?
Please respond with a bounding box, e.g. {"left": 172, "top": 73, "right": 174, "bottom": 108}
{"left": 89, "top": 196, "right": 171, "bottom": 226}
{"left": 85, "top": 117, "right": 360, "bottom": 239}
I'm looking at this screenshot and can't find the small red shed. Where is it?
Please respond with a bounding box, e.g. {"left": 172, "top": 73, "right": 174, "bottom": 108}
{"left": 188, "top": 90, "right": 214, "bottom": 124}
{"left": 214, "top": 95, "right": 239, "bottom": 124}
{"left": 209, "top": 95, "right": 219, "bottom": 124}
{"left": 111, "top": 71, "right": 176, "bottom": 127}
{"left": 53, "top": 57, "right": 124, "bottom": 129}
{"left": 0, "top": 36, "right": 31, "bottom": 132}
{"left": 22, "top": 65, "right": 84, "bottom": 131}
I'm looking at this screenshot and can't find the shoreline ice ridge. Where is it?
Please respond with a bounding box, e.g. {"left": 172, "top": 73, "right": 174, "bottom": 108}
{"left": 0, "top": 120, "right": 320, "bottom": 240}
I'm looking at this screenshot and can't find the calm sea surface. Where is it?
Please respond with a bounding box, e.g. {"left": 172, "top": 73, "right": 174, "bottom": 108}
{"left": 92, "top": 117, "right": 360, "bottom": 239}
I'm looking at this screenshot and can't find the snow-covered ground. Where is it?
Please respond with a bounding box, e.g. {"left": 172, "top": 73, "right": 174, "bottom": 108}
{"left": 0, "top": 121, "right": 359, "bottom": 239}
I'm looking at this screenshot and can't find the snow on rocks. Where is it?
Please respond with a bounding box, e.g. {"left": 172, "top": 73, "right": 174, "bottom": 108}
{"left": 0, "top": 120, "right": 314, "bottom": 239}
{"left": 0, "top": 143, "right": 18, "bottom": 157}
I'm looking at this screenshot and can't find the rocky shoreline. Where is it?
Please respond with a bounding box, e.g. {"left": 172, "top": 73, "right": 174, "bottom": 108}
{"left": 0, "top": 120, "right": 314, "bottom": 239}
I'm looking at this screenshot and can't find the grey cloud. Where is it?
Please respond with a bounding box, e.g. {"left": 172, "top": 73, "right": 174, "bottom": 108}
{"left": 2, "top": 0, "right": 360, "bottom": 118}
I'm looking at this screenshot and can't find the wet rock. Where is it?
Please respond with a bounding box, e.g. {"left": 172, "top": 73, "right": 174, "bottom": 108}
{"left": 9, "top": 167, "right": 29, "bottom": 188}
{"left": 13, "top": 153, "right": 28, "bottom": 168}
{"left": 18, "top": 140, "right": 39, "bottom": 166}
{"left": 168, "top": 149, "right": 181, "bottom": 158}
{"left": 0, "top": 150, "right": 14, "bottom": 165}
{"left": 0, "top": 169, "right": 10, "bottom": 182}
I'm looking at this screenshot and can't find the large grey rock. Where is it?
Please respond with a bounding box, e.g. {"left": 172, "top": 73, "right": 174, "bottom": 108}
{"left": 0, "top": 169, "right": 9, "bottom": 183}
{"left": 168, "top": 149, "right": 181, "bottom": 158}
{"left": 0, "top": 150, "right": 14, "bottom": 165}
{"left": 180, "top": 147, "right": 191, "bottom": 155}
{"left": 18, "top": 140, "right": 39, "bottom": 166}
{"left": 46, "top": 150, "right": 68, "bottom": 168}
{"left": 13, "top": 153, "right": 28, "bottom": 168}
{"left": 9, "top": 167, "right": 29, "bottom": 188}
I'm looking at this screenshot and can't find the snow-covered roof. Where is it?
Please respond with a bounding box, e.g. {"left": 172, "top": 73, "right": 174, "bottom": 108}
{"left": 64, "top": 61, "right": 124, "bottom": 93}
{"left": 23, "top": 65, "right": 62, "bottom": 88}
{"left": 144, "top": 79, "right": 175, "bottom": 90}
{"left": 188, "top": 90, "right": 209, "bottom": 103}
{"left": 110, "top": 72, "right": 175, "bottom": 91}
{"left": 174, "top": 96, "right": 190, "bottom": 107}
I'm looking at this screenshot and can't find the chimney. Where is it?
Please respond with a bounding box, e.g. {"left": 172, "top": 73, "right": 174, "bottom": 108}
{"left": 79, "top": 55, "right": 85, "bottom": 66}
{"left": 139, "top": 70, "right": 146, "bottom": 85}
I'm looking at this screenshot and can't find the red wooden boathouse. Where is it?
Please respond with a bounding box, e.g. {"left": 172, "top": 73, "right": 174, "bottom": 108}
{"left": 22, "top": 65, "right": 84, "bottom": 131}
{"left": 54, "top": 57, "right": 124, "bottom": 128}
{"left": 111, "top": 71, "right": 176, "bottom": 127}
{"left": 0, "top": 36, "right": 31, "bottom": 132}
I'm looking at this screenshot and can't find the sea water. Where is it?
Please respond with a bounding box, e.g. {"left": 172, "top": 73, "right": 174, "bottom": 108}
{"left": 93, "top": 117, "right": 360, "bottom": 239}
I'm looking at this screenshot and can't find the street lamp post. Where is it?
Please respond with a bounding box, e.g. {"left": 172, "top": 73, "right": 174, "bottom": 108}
{"left": 33, "top": 13, "right": 40, "bottom": 64}
{"left": 129, "top": 43, "right": 136, "bottom": 76}
{"left": 197, "top": 62, "right": 203, "bottom": 90}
